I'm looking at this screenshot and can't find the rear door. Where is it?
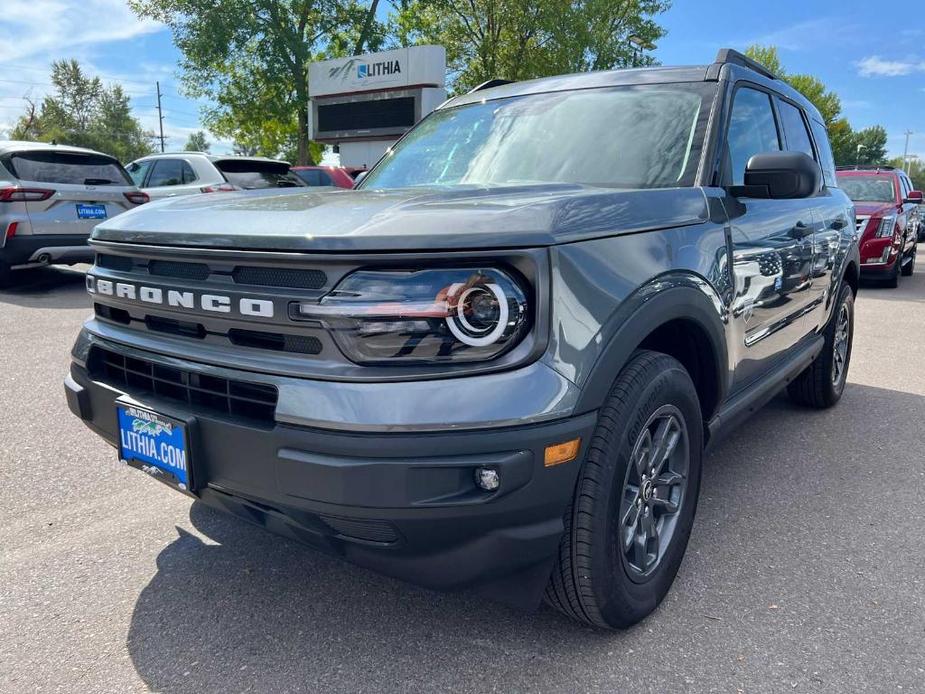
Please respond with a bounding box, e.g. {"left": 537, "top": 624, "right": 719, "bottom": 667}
{"left": 4, "top": 149, "right": 138, "bottom": 236}
{"left": 722, "top": 85, "right": 818, "bottom": 389}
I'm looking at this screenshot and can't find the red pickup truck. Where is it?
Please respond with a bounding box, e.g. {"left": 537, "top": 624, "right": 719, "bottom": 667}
{"left": 836, "top": 166, "right": 921, "bottom": 287}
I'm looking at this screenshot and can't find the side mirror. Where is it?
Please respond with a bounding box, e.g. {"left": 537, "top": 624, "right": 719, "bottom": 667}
{"left": 906, "top": 190, "right": 923, "bottom": 204}
{"left": 732, "top": 151, "right": 822, "bottom": 199}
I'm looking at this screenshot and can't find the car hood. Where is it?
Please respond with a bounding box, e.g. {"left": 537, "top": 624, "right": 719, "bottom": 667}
{"left": 91, "top": 184, "right": 709, "bottom": 252}
{"left": 853, "top": 202, "right": 896, "bottom": 217}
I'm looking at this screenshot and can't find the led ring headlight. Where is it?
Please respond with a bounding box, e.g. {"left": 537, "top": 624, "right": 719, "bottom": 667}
{"left": 446, "top": 282, "right": 509, "bottom": 347}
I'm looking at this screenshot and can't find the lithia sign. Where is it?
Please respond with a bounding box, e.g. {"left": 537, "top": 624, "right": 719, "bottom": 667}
{"left": 308, "top": 45, "right": 446, "bottom": 97}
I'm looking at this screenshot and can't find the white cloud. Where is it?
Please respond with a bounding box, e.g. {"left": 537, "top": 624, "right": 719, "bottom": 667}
{"left": 856, "top": 56, "right": 925, "bottom": 77}
{"left": 740, "top": 18, "right": 859, "bottom": 52}
{"left": 0, "top": 0, "right": 161, "bottom": 63}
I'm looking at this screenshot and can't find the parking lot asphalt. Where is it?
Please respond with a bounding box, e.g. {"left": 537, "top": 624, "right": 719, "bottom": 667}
{"left": 1, "top": 260, "right": 923, "bottom": 694}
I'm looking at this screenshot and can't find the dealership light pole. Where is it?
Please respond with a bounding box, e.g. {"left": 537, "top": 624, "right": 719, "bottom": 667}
{"left": 902, "top": 130, "right": 913, "bottom": 173}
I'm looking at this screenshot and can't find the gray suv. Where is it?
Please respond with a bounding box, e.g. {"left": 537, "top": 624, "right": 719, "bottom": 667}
{"left": 66, "top": 50, "right": 859, "bottom": 628}
{"left": 0, "top": 141, "right": 147, "bottom": 286}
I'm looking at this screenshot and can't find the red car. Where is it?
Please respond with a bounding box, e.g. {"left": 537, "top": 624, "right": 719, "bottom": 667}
{"left": 836, "top": 166, "right": 921, "bottom": 287}
{"left": 290, "top": 166, "right": 364, "bottom": 189}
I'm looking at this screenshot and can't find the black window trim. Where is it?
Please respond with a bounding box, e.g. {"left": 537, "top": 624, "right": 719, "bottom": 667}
{"left": 774, "top": 94, "right": 819, "bottom": 162}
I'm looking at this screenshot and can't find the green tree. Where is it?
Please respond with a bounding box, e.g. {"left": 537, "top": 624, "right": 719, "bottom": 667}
{"left": 852, "top": 126, "right": 888, "bottom": 166}
{"left": 129, "top": 0, "right": 386, "bottom": 165}
{"left": 184, "top": 130, "right": 211, "bottom": 152}
{"left": 394, "top": 0, "right": 671, "bottom": 93}
{"left": 888, "top": 156, "right": 924, "bottom": 191}
{"left": 745, "top": 45, "right": 867, "bottom": 166}
{"left": 9, "top": 59, "right": 154, "bottom": 161}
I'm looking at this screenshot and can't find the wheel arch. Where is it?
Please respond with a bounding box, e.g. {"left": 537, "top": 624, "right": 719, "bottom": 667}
{"left": 573, "top": 281, "right": 730, "bottom": 430}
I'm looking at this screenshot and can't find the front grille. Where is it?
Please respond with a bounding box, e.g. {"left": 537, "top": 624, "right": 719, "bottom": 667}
{"left": 148, "top": 259, "right": 210, "bottom": 281}
{"left": 88, "top": 347, "right": 278, "bottom": 423}
{"left": 96, "top": 254, "right": 134, "bottom": 272}
{"left": 232, "top": 266, "right": 327, "bottom": 289}
{"left": 319, "top": 515, "right": 400, "bottom": 544}
{"left": 228, "top": 329, "right": 322, "bottom": 354}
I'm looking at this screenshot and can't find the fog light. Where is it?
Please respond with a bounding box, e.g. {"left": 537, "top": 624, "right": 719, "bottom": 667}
{"left": 474, "top": 467, "right": 500, "bottom": 491}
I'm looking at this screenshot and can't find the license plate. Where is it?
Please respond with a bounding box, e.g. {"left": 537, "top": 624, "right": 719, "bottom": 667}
{"left": 76, "top": 203, "right": 107, "bottom": 220}
{"left": 117, "top": 406, "right": 191, "bottom": 492}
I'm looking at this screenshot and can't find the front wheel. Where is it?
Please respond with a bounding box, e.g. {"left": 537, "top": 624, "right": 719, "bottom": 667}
{"left": 788, "top": 281, "right": 854, "bottom": 408}
{"left": 545, "top": 351, "right": 703, "bottom": 629}
{"left": 0, "top": 261, "right": 12, "bottom": 289}
{"left": 902, "top": 245, "right": 916, "bottom": 276}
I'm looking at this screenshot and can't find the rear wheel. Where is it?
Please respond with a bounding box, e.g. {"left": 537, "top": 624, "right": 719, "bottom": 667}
{"left": 545, "top": 351, "right": 703, "bottom": 629}
{"left": 788, "top": 281, "right": 854, "bottom": 408}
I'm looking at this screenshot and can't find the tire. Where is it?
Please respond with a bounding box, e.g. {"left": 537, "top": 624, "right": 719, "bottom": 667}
{"left": 0, "top": 261, "right": 12, "bottom": 289}
{"left": 545, "top": 350, "right": 703, "bottom": 629}
{"left": 787, "top": 281, "right": 854, "bottom": 409}
{"left": 901, "top": 246, "right": 915, "bottom": 277}
{"left": 885, "top": 254, "right": 900, "bottom": 288}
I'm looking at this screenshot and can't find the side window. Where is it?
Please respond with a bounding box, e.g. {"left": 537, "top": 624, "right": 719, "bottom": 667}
{"left": 125, "top": 161, "right": 151, "bottom": 187}
{"left": 809, "top": 120, "right": 837, "bottom": 188}
{"left": 777, "top": 100, "right": 815, "bottom": 158}
{"left": 147, "top": 159, "right": 185, "bottom": 187}
{"left": 726, "top": 87, "right": 780, "bottom": 185}
{"left": 317, "top": 170, "right": 333, "bottom": 186}
{"left": 181, "top": 161, "right": 198, "bottom": 184}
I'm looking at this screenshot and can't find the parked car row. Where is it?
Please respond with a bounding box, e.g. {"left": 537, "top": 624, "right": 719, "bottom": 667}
{"left": 0, "top": 140, "right": 364, "bottom": 286}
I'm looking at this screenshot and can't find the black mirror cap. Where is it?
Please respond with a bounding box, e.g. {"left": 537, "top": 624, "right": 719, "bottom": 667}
{"left": 735, "top": 151, "right": 822, "bottom": 199}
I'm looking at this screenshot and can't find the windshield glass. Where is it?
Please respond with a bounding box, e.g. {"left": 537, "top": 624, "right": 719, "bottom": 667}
{"left": 360, "top": 84, "right": 713, "bottom": 191}
{"left": 836, "top": 174, "right": 895, "bottom": 203}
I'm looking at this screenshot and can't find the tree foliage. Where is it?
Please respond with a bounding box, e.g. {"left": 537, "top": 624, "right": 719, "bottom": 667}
{"left": 393, "top": 0, "right": 671, "bottom": 92}
{"left": 9, "top": 60, "right": 154, "bottom": 162}
{"left": 744, "top": 45, "right": 889, "bottom": 167}
{"left": 128, "top": 0, "right": 389, "bottom": 165}
{"left": 184, "top": 130, "right": 211, "bottom": 152}
{"left": 888, "top": 156, "right": 925, "bottom": 191}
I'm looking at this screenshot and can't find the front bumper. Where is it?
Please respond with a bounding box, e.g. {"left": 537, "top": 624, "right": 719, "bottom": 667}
{"left": 0, "top": 233, "right": 93, "bottom": 268}
{"left": 65, "top": 338, "right": 597, "bottom": 609}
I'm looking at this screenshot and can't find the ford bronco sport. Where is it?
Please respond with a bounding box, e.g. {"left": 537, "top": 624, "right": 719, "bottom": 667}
{"left": 65, "top": 49, "right": 859, "bottom": 629}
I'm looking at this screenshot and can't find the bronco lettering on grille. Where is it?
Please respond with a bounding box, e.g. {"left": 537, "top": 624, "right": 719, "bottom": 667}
{"left": 86, "top": 275, "right": 275, "bottom": 318}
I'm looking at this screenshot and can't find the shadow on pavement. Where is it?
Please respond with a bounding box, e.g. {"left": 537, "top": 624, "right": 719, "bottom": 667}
{"left": 126, "top": 383, "right": 925, "bottom": 693}
{"left": 0, "top": 265, "right": 90, "bottom": 309}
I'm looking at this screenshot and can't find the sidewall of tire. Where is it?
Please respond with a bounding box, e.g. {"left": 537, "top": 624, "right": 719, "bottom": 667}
{"left": 586, "top": 356, "right": 703, "bottom": 627}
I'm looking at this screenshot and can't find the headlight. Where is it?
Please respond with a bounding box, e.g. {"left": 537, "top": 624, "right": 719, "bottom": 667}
{"left": 291, "top": 268, "right": 530, "bottom": 364}
{"left": 876, "top": 215, "right": 896, "bottom": 238}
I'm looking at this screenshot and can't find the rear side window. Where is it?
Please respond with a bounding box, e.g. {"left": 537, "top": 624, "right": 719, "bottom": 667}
{"left": 726, "top": 88, "right": 780, "bottom": 185}
{"left": 295, "top": 169, "right": 334, "bottom": 186}
{"left": 777, "top": 101, "right": 814, "bottom": 159}
{"left": 215, "top": 159, "right": 303, "bottom": 189}
{"left": 5, "top": 150, "right": 132, "bottom": 185}
{"left": 809, "top": 120, "right": 837, "bottom": 188}
{"left": 147, "top": 159, "right": 196, "bottom": 187}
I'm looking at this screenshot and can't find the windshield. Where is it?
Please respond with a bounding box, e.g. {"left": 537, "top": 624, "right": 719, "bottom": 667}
{"left": 837, "top": 175, "right": 896, "bottom": 203}
{"left": 360, "top": 84, "right": 712, "bottom": 191}
{"left": 5, "top": 150, "right": 132, "bottom": 186}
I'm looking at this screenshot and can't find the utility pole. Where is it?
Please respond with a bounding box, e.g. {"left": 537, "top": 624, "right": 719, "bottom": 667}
{"left": 902, "top": 130, "right": 913, "bottom": 173}
{"left": 155, "top": 81, "right": 166, "bottom": 153}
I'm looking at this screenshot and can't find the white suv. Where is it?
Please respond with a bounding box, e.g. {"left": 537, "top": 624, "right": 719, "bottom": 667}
{"left": 126, "top": 153, "right": 305, "bottom": 199}
{"left": 0, "top": 140, "right": 147, "bottom": 286}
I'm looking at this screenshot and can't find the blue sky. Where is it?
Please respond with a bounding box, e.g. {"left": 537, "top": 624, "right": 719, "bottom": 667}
{"left": 1, "top": 0, "right": 923, "bottom": 162}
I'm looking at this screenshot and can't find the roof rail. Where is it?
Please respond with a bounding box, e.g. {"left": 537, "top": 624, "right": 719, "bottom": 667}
{"left": 468, "top": 79, "right": 513, "bottom": 93}
{"left": 711, "top": 48, "right": 778, "bottom": 80}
